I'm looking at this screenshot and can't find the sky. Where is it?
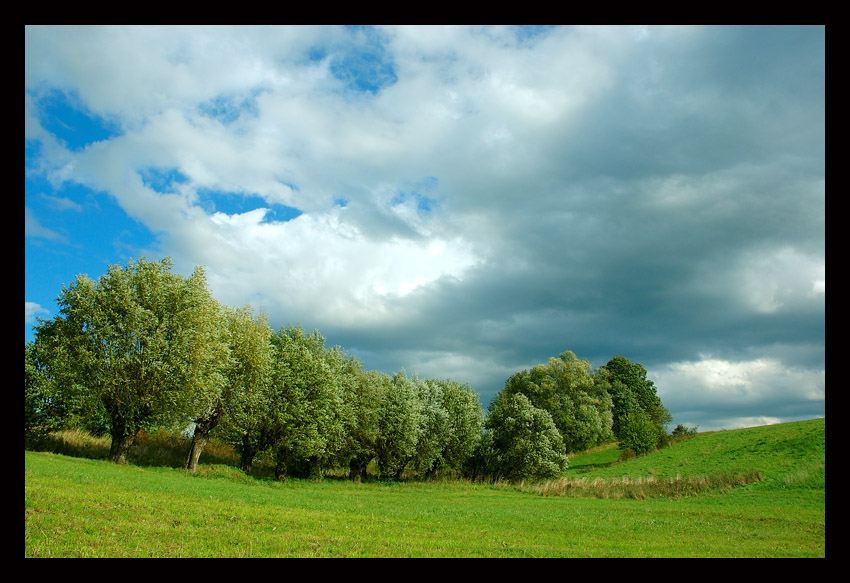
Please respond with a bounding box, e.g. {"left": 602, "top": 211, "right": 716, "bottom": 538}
{"left": 25, "top": 25, "right": 825, "bottom": 432}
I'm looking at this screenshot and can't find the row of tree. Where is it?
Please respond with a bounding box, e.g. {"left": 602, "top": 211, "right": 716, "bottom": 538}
{"left": 25, "top": 257, "right": 672, "bottom": 482}
{"left": 470, "top": 352, "right": 673, "bottom": 481}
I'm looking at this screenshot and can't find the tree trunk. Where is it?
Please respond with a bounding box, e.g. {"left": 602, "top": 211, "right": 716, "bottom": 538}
{"left": 185, "top": 414, "right": 221, "bottom": 472}
{"left": 393, "top": 463, "right": 406, "bottom": 481}
{"left": 274, "top": 456, "right": 287, "bottom": 481}
{"left": 186, "top": 406, "right": 224, "bottom": 472}
{"left": 424, "top": 459, "right": 440, "bottom": 481}
{"left": 307, "top": 456, "right": 322, "bottom": 480}
{"left": 185, "top": 430, "right": 211, "bottom": 473}
{"left": 239, "top": 433, "right": 257, "bottom": 475}
{"left": 106, "top": 403, "right": 137, "bottom": 464}
{"left": 349, "top": 455, "right": 371, "bottom": 481}
{"left": 108, "top": 423, "right": 136, "bottom": 464}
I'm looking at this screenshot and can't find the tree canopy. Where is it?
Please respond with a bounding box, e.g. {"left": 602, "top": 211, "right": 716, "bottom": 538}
{"left": 32, "top": 258, "right": 228, "bottom": 463}
{"left": 485, "top": 393, "right": 569, "bottom": 481}
{"left": 499, "top": 351, "right": 614, "bottom": 453}
{"left": 185, "top": 305, "right": 275, "bottom": 472}
{"left": 600, "top": 355, "right": 672, "bottom": 448}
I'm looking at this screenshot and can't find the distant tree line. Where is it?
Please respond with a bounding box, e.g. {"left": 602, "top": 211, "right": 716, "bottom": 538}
{"left": 26, "top": 258, "right": 673, "bottom": 482}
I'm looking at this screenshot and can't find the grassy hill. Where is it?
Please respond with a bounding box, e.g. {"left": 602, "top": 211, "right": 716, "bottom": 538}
{"left": 25, "top": 418, "right": 825, "bottom": 557}
{"left": 543, "top": 417, "right": 825, "bottom": 496}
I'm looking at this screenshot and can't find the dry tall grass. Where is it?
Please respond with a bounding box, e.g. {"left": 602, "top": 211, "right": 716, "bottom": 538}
{"left": 525, "top": 469, "right": 763, "bottom": 499}
{"left": 25, "top": 428, "right": 240, "bottom": 469}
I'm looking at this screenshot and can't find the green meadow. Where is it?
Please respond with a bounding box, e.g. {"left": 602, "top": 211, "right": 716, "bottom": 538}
{"left": 25, "top": 418, "right": 825, "bottom": 557}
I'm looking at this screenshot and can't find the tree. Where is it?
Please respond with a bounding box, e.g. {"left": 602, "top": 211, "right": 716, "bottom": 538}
{"left": 25, "top": 341, "right": 67, "bottom": 442}
{"left": 501, "top": 351, "right": 614, "bottom": 453}
{"left": 339, "top": 368, "right": 385, "bottom": 481}
{"left": 375, "top": 371, "right": 424, "bottom": 480}
{"left": 406, "top": 377, "right": 450, "bottom": 479}
{"left": 485, "top": 393, "right": 568, "bottom": 481}
{"left": 600, "top": 356, "right": 671, "bottom": 447}
{"left": 416, "top": 379, "right": 483, "bottom": 479}
{"left": 184, "top": 305, "right": 274, "bottom": 472}
{"left": 32, "top": 258, "right": 228, "bottom": 463}
{"left": 270, "top": 325, "right": 348, "bottom": 480}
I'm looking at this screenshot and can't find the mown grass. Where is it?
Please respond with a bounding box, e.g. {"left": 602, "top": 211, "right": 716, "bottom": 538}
{"left": 25, "top": 418, "right": 825, "bottom": 557}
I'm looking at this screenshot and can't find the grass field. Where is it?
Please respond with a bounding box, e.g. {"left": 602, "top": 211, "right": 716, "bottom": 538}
{"left": 25, "top": 418, "right": 825, "bottom": 557}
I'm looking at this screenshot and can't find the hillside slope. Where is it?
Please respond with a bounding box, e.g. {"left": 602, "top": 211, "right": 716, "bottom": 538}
{"left": 568, "top": 418, "right": 825, "bottom": 491}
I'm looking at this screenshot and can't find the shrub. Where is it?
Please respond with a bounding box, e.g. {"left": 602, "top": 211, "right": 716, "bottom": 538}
{"left": 618, "top": 448, "right": 637, "bottom": 462}
{"left": 670, "top": 424, "right": 699, "bottom": 442}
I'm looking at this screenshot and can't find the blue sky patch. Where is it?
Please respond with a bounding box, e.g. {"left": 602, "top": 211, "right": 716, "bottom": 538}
{"left": 140, "top": 167, "right": 190, "bottom": 194}
{"left": 25, "top": 178, "right": 156, "bottom": 335}
{"left": 511, "top": 25, "right": 558, "bottom": 45}
{"left": 197, "top": 91, "right": 262, "bottom": 125}
{"left": 391, "top": 176, "right": 440, "bottom": 212}
{"left": 198, "top": 188, "right": 302, "bottom": 222}
{"left": 31, "top": 89, "right": 121, "bottom": 151}
{"left": 328, "top": 26, "right": 398, "bottom": 95}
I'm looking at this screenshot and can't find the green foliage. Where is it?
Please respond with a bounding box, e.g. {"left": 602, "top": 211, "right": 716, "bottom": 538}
{"left": 375, "top": 371, "right": 424, "bottom": 480}
{"left": 670, "top": 424, "right": 699, "bottom": 442}
{"left": 339, "top": 368, "right": 385, "bottom": 481}
{"left": 30, "top": 258, "right": 687, "bottom": 485}
{"left": 485, "top": 393, "right": 569, "bottom": 481}
{"left": 185, "top": 305, "right": 275, "bottom": 472}
{"left": 600, "top": 356, "right": 670, "bottom": 443}
{"left": 32, "top": 258, "right": 229, "bottom": 463}
{"left": 618, "top": 448, "right": 637, "bottom": 462}
{"left": 427, "top": 379, "right": 484, "bottom": 475}
{"left": 25, "top": 341, "right": 67, "bottom": 442}
{"left": 270, "top": 325, "right": 350, "bottom": 479}
{"left": 406, "top": 377, "right": 449, "bottom": 478}
{"left": 618, "top": 411, "right": 659, "bottom": 455}
{"left": 500, "top": 351, "right": 613, "bottom": 453}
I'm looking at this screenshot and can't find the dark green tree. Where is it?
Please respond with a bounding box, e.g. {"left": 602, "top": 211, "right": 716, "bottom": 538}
{"left": 618, "top": 410, "right": 659, "bottom": 454}
{"left": 600, "top": 356, "right": 671, "bottom": 448}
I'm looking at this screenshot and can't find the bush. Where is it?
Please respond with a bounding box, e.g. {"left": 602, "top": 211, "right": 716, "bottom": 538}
{"left": 618, "top": 448, "right": 637, "bottom": 462}
{"left": 670, "top": 424, "right": 699, "bottom": 442}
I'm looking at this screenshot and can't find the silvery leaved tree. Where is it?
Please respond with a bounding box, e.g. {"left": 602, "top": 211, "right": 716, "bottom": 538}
{"left": 485, "top": 392, "right": 568, "bottom": 481}
{"left": 375, "top": 371, "right": 424, "bottom": 480}
{"left": 269, "top": 325, "right": 349, "bottom": 479}
{"left": 501, "top": 351, "right": 614, "bottom": 453}
{"left": 185, "top": 305, "right": 275, "bottom": 472}
{"left": 33, "top": 258, "right": 229, "bottom": 464}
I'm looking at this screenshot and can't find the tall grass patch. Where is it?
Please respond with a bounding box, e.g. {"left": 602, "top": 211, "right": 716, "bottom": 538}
{"left": 529, "top": 468, "right": 763, "bottom": 499}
